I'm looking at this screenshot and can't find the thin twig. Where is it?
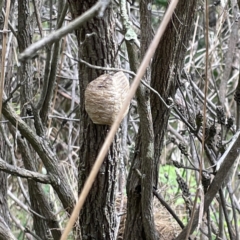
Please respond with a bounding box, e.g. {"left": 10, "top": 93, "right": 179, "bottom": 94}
{"left": 153, "top": 188, "right": 185, "bottom": 229}
{"left": 9, "top": 212, "right": 42, "bottom": 240}
{"left": 175, "top": 130, "right": 240, "bottom": 239}
{"left": 65, "top": 53, "right": 172, "bottom": 109}
{"left": 0, "top": 123, "right": 31, "bottom": 205}
{"left": 219, "top": 189, "right": 235, "bottom": 240}
{"left": 65, "top": 52, "right": 136, "bottom": 76}
{"left": 0, "top": 0, "right": 11, "bottom": 117}
{"left": 0, "top": 115, "right": 79, "bottom": 124}
{"left": 227, "top": 183, "right": 239, "bottom": 240}
{"left": 52, "top": 105, "right": 79, "bottom": 145}
{"left": 8, "top": 191, "right": 29, "bottom": 212}
{"left": 2, "top": 8, "right": 18, "bottom": 39}
{"left": 3, "top": 81, "right": 26, "bottom": 104}
{"left": 32, "top": 0, "right": 43, "bottom": 38}
{"left": 185, "top": 2, "right": 210, "bottom": 238}
{"left": 19, "top": 1, "right": 107, "bottom": 61}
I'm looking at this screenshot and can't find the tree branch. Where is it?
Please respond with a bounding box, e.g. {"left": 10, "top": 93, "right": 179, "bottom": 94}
{"left": 0, "top": 157, "right": 52, "bottom": 184}
{"left": 19, "top": 0, "right": 108, "bottom": 61}
{"left": 2, "top": 94, "right": 76, "bottom": 214}
{"left": 175, "top": 130, "right": 240, "bottom": 239}
{"left": 153, "top": 188, "right": 185, "bottom": 229}
{"left": 0, "top": 216, "right": 16, "bottom": 240}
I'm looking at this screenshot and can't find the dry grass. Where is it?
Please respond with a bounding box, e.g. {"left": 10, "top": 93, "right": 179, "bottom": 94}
{"left": 154, "top": 199, "right": 181, "bottom": 240}
{"left": 116, "top": 196, "right": 181, "bottom": 240}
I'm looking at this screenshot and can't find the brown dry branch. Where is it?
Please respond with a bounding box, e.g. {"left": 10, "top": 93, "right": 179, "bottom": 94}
{"left": 153, "top": 188, "right": 185, "bottom": 229}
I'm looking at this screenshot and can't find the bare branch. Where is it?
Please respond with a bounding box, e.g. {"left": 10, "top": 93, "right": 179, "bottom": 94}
{"left": 0, "top": 158, "right": 52, "bottom": 184}
{"left": 0, "top": 216, "right": 16, "bottom": 240}
{"left": 2, "top": 93, "right": 76, "bottom": 214}
{"left": 175, "top": 130, "right": 240, "bottom": 239}
{"left": 153, "top": 188, "right": 185, "bottom": 229}
{"left": 19, "top": 1, "right": 109, "bottom": 61}
{"left": 65, "top": 52, "right": 172, "bottom": 109}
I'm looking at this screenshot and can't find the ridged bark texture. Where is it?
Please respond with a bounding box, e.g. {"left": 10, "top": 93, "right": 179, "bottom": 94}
{"left": 68, "top": 1, "right": 120, "bottom": 239}
{"left": 124, "top": 1, "right": 199, "bottom": 239}
{"left": 151, "top": 0, "right": 199, "bottom": 184}
{"left": 124, "top": 0, "right": 157, "bottom": 239}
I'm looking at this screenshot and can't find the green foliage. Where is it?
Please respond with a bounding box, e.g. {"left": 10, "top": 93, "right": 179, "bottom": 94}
{"left": 154, "top": 0, "right": 167, "bottom": 7}
{"left": 159, "top": 164, "right": 176, "bottom": 186}
{"left": 159, "top": 165, "right": 184, "bottom": 205}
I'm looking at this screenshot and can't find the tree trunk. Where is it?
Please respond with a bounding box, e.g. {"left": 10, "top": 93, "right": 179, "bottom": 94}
{"left": 151, "top": 1, "right": 199, "bottom": 176}
{"left": 123, "top": 1, "right": 157, "bottom": 239}
{"left": 16, "top": 1, "right": 51, "bottom": 238}
{"left": 124, "top": 1, "right": 199, "bottom": 239}
{"left": 68, "top": 1, "right": 120, "bottom": 239}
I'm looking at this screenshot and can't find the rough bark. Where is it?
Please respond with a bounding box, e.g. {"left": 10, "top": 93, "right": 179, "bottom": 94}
{"left": 68, "top": 1, "right": 120, "bottom": 239}
{"left": 151, "top": 0, "right": 199, "bottom": 184}
{"left": 123, "top": 0, "right": 157, "bottom": 239}
{"left": 124, "top": 1, "right": 199, "bottom": 239}
{"left": 139, "top": 2, "right": 157, "bottom": 239}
